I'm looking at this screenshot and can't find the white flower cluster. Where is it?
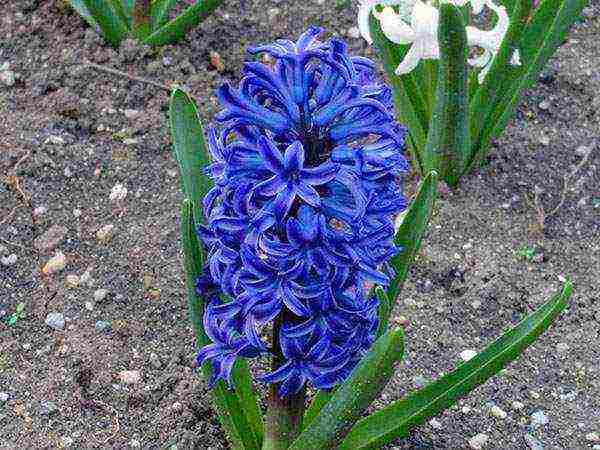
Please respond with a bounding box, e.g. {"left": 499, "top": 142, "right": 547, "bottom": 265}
{"left": 358, "top": 0, "right": 521, "bottom": 83}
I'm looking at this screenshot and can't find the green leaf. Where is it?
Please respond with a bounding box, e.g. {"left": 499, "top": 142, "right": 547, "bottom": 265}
{"left": 133, "top": 0, "right": 153, "bottom": 38}
{"left": 339, "top": 281, "right": 573, "bottom": 450}
{"left": 422, "top": 4, "right": 470, "bottom": 186}
{"left": 67, "top": 0, "right": 100, "bottom": 29}
{"left": 151, "top": 0, "right": 179, "bottom": 29}
{"left": 303, "top": 390, "right": 334, "bottom": 431}
{"left": 375, "top": 287, "right": 392, "bottom": 338}
{"left": 466, "top": 0, "right": 532, "bottom": 171}
{"left": 82, "top": 0, "right": 129, "bottom": 47}
{"left": 289, "top": 329, "right": 405, "bottom": 450}
{"left": 387, "top": 171, "right": 438, "bottom": 305}
{"left": 369, "top": 13, "right": 428, "bottom": 172}
{"left": 181, "top": 200, "right": 261, "bottom": 450}
{"left": 143, "top": 0, "right": 224, "bottom": 46}
{"left": 478, "top": 0, "right": 588, "bottom": 155}
{"left": 169, "top": 87, "right": 214, "bottom": 230}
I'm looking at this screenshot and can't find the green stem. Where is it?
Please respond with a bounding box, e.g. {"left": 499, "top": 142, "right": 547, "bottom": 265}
{"left": 262, "top": 317, "right": 306, "bottom": 450}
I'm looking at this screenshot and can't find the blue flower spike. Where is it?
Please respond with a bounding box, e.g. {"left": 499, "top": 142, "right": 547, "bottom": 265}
{"left": 196, "top": 28, "right": 409, "bottom": 397}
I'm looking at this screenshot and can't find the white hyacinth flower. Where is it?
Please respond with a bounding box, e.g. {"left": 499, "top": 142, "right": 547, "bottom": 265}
{"left": 466, "top": 0, "right": 520, "bottom": 83}
{"left": 447, "top": 0, "right": 486, "bottom": 15}
{"left": 358, "top": 0, "right": 405, "bottom": 44}
{"left": 378, "top": 1, "right": 440, "bottom": 76}
{"left": 109, "top": 183, "right": 128, "bottom": 202}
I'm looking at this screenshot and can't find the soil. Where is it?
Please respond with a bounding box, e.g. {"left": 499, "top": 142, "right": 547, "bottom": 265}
{"left": 0, "top": 1, "right": 598, "bottom": 449}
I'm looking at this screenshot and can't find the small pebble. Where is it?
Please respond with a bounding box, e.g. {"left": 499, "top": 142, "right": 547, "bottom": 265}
{"left": 84, "top": 301, "right": 94, "bottom": 311}
{"left": 33, "top": 206, "right": 48, "bottom": 219}
{"left": 512, "top": 401, "right": 525, "bottom": 410}
{"left": 0, "top": 253, "right": 17, "bottom": 266}
{"left": 586, "top": 432, "right": 600, "bottom": 443}
{"left": 162, "top": 56, "right": 173, "bottom": 67}
{"left": 471, "top": 300, "right": 481, "bottom": 309}
{"left": 412, "top": 375, "right": 428, "bottom": 389}
{"left": 468, "top": 433, "right": 488, "bottom": 449}
{"left": 119, "top": 370, "right": 141, "bottom": 384}
{"left": 123, "top": 109, "right": 140, "bottom": 119}
{"left": 96, "top": 224, "right": 115, "bottom": 243}
{"left": 95, "top": 320, "right": 111, "bottom": 331}
{"left": 42, "top": 251, "right": 66, "bottom": 275}
{"left": 61, "top": 436, "right": 74, "bottom": 448}
{"left": 267, "top": 7, "right": 280, "bottom": 20}
{"left": 149, "top": 353, "right": 162, "bottom": 369}
{"left": 209, "top": 51, "right": 225, "bottom": 72}
{"left": 347, "top": 26, "right": 360, "bottom": 39}
{"left": 530, "top": 391, "right": 540, "bottom": 400}
{"left": 65, "top": 274, "right": 80, "bottom": 288}
{"left": 171, "top": 402, "right": 183, "bottom": 412}
{"left": 575, "top": 145, "right": 589, "bottom": 156}
{"left": 538, "top": 100, "right": 550, "bottom": 110}
{"left": 524, "top": 434, "right": 544, "bottom": 450}
{"left": 73, "top": 209, "right": 82, "bottom": 218}
{"left": 94, "top": 288, "right": 109, "bottom": 302}
{"left": 39, "top": 400, "right": 58, "bottom": 416}
{"left": 109, "top": 184, "right": 128, "bottom": 202}
{"left": 45, "top": 135, "right": 65, "bottom": 145}
{"left": 428, "top": 418, "right": 442, "bottom": 430}
{"left": 555, "top": 342, "right": 569, "bottom": 353}
{"left": 130, "top": 439, "right": 141, "bottom": 448}
{"left": 531, "top": 410, "right": 549, "bottom": 427}
{"left": 45, "top": 312, "right": 65, "bottom": 331}
{"left": 0, "top": 392, "right": 9, "bottom": 402}
{"left": 539, "top": 135, "right": 550, "bottom": 146}
{"left": 0, "top": 70, "right": 16, "bottom": 87}
{"left": 490, "top": 405, "right": 507, "bottom": 419}
{"left": 460, "top": 349, "right": 477, "bottom": 362}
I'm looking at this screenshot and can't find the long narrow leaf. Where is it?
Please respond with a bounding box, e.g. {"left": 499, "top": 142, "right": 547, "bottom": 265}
{"left": 151, "top": 0, "right": 179, "bottom": 29}
{"left": 289, "top": 329, "right": 405, "bottom": 450}
{"left": 177, "top": 119, "right": 263, "bottom": 449}
{"left": 303, "top": 390, "right": 334, "bottom": 431}
{"left": 387, "top": 170, "right": 438, "bottom": 304}
{"left": 143, "top": 0, "right": 224, "bottom": 46}
{"left": 170, "top": 87, "right": 213, "bottom": 230}
{"left": 467, "top": 0, "right": 532, "bottom": 169}
{"left": 477, "top": 0, "right": 588, "bottom": 155}
{"left": 67, "top": 0, "right": 100, "bottom": 29}
{"left": 376, "top": 287, "right": 392, "bottom": 338}
{"left": 369, "top": 13, "right": 428, "bottom": 172}
{"left": 422, "top": 4, "right": 470, "bottom": 186}
{"left": 82, "top": 0, "right": 129, "bottom": 47}
{"left": 339, "top": 281, "right": 573, "bottom": 450}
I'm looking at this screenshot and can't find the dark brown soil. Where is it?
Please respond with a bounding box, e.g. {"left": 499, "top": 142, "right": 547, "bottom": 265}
{"left": 1, "top": 1, "right": 598, "bottom": 449}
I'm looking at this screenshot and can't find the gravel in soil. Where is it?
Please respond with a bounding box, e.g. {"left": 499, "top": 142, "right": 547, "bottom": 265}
{"left": 1, "top": 1, "right": 599, "bottom": 449}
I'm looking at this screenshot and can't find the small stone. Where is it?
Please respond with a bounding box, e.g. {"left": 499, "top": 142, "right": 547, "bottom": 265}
{"left": 586, "top": 432, "right": 600, "bottom": 443}
{"left": 462, "top": 242, "right": 473, "bottom": 250}
{"left": 149, "top": 353, "right": 162, "bottom": 369}
{"left": 73, "top": 209, "right": 82, "bottom": 218}
{"left": 119, "top": 38, "right": 139, "bottom": 62}
{"left": 575, "top": 145, "right": 590, "bottom": 156}
{"left": 80, "top": 268, "right": 93, "bottom": 286}
{"left": 462, "top": 406, "right": 472, "bottom": 414}
{"left": 555, "top": 342, "right": 569, "bottom": 353}
{"left": 96, "top": 224, "right": 115, "bottom": 243}
{"left": 0, "top": 253, "right": 17, "bottom": 266}
{"left": 538, "top": 100, "right": 550, "bottom": 110}
{"left": 162, "top": 56, "right": 173, "bottom": 67}
{"left": 64, "top": 167, "right": 73, "bottom": 178}
{"left": 61, "top": 436, "right": 74, "bottom": 448}
{"left": 471, "top": 300, "right": 482, "bottom": 309}
{"left": 559, "top": 391, "right": 577, "bottom": 401}
{"left": 429, "top": 418, "right": 442, "bottom": 429}
{"left": 42, "top": 251, "right": 66, "bottom": 275}
{"left": 460, "top": 349, "right": 477, "bottom": 362}
{"left": 0, "top": 392, "right": 9, "bottom": 402}
{"left": 209, "top": 51, "right": 225, "bottom": 73}
{"left": 33, "top": 206, "right": 48, "bottom": 219}
{"left": 65, "top": 274, "right": 80, "bottom": 288}
{"left": 95, "top": 320, "right": 111, "bottom": 331}
{"left": 119, "top": 370, "right": 141, "bottom": 384}
{"left": 130, "top": 439, "right": 141, "bottom": 448}
{"left": 468, "top": 433, "right": 489, "bottom": 449}
{"left": 123, "top": 109, "right": 140, "bottom": 119}
{"left": 45, "top": 312, "right": 65, "bottom": 330}
{"left": 413, "top": 375, "right": 428, "bottom": 389}
{"left": 0, "top": 70, "right": 15, "bottom": 87}
{"left": 39, "top": 400, "right": 58, "bottom": 416}
{"left": 123, "top": 138, "right": 139, "bottom": 146}
{"left": 524, "top": 434, "right": 544, "bottom": 450}
{"left": 417, "top": 279, "right": 434, "bottom": 293}
{"left": 171, "top": 402, "right": 183, "bottom": 411}
{"left": 45, "top": 135, "right": 65, "bottom": 145}
{"left": 347, "top": 26, "right": 360, "bottom": 39}
{"left": 539, "top": 135, "right": 550, "bottom": 146}
{"left": 35, "top": 225, "right": 68, "bottom": 252}
{"left": 530, "top": 391, "right": 540, "bottom": 400}
{"left": 531, "top": 410, "right": 549, "bottom": 427}
{"left": 94, "top": 288, "right": 109, "bottom": 302}
{"left": 84, "top": 301, "right": 94, "bottom": 311}
{"left": 512, "top": 401, "right": 525, "bottom": 410}
{"left": 267, "top": 7, "right": 280, "bottom": 20}
{"left": 109, "top": 184, "right": 127, "bottom": 202}
{"left": 490, "top": 405, "right": 507, "bottom": 419}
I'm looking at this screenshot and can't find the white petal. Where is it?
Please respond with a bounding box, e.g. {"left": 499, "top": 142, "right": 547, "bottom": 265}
{"left": 394, "top": 43, "right": 423, "bottom": 75}
{"left": 470, "top": 0, "right": 485, "bottom": 14}
{"left": 411, "top": 0, "right": 439, "bottom": 36}
{"left": 379, "top": 6, "right": 416, "bottom": 45}
{"left": 510, "top": 49, "right": 521, "bottom": 66}
{"left": 358, "top": 0, "right": 376, "bottom": 44}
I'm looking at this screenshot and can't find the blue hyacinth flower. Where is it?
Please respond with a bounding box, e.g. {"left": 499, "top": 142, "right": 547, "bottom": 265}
{"left": 195, "top": 27, "right": 409, "bottom": 397}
